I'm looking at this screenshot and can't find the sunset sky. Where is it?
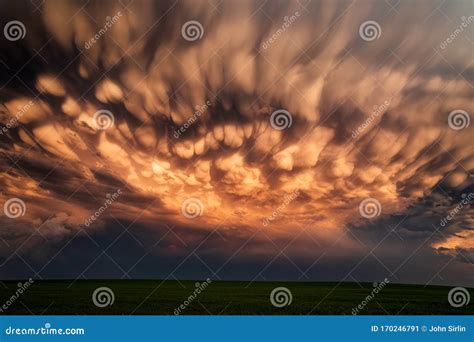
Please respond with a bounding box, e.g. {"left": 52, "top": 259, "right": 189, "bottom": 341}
{"left": 0, "top": 0, "right": 472, "bottom": 286}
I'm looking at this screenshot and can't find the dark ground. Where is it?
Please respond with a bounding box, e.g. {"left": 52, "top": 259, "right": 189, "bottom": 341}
{"left": 0, "top": 280, "right": 472, "bottom": 315}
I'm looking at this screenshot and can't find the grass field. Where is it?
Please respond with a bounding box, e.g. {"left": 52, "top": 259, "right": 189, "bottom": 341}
{"left": 0, "top": 280, "right": 472, "bottom": 315}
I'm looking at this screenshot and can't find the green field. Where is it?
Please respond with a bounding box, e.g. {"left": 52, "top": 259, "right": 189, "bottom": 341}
{"left": 0, "top": 280, "right": 472, "bottom": 315}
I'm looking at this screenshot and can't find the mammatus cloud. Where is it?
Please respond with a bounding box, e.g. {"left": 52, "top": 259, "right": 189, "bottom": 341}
{"left": 0, "top": 0, "right": 472, "bottom": 284}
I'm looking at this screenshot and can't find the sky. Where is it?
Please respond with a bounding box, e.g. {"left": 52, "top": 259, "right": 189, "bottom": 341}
{"left": 0, "top": 0, "right": 472, "bottom": 286}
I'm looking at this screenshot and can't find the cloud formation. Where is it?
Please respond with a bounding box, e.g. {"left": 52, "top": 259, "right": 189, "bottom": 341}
{"left": 0, "top": 0, "right": 472, "bottom": 284}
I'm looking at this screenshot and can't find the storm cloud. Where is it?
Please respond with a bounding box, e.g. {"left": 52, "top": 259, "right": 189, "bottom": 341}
{"left": 0, "top": 0, "right": 472, "bottom": 285}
